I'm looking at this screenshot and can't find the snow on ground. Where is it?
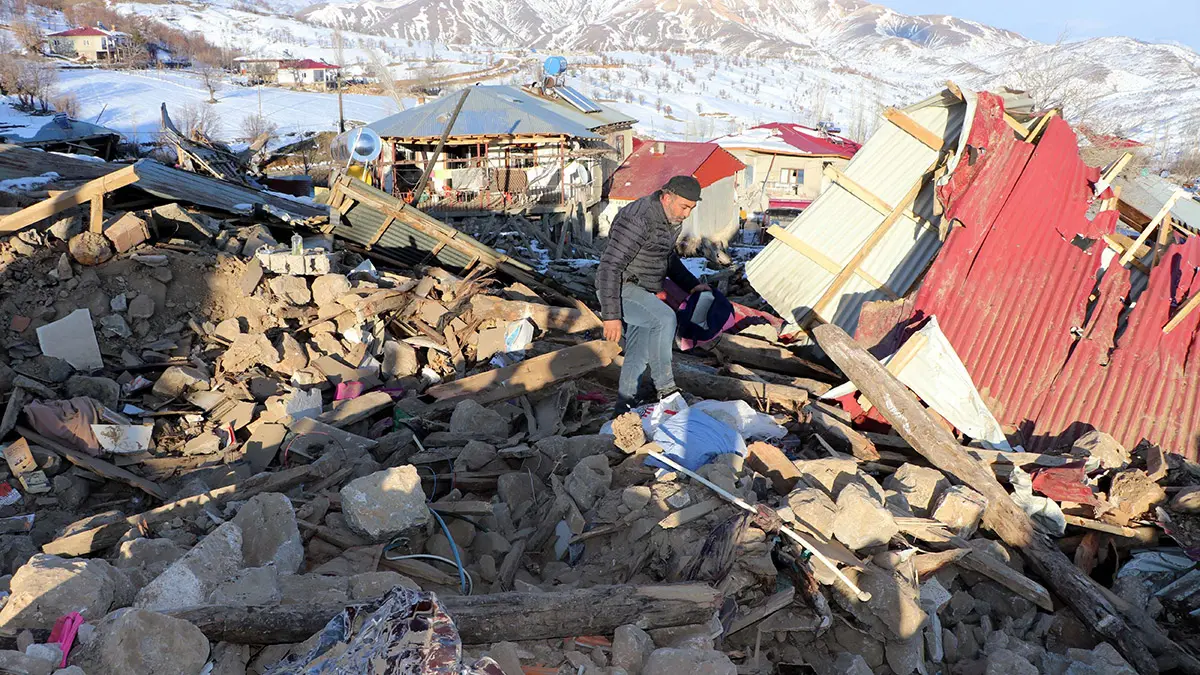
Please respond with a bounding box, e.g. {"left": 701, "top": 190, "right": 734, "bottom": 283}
{"left": 54, "top": 68, "right": 402, "bottom": 143}
{"left": 0, "top": 99, "right": 47, "bottom": 140}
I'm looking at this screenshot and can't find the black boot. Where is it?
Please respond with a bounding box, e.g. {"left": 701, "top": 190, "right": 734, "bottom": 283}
{"left": 612, "top": 396, "right": 638, "bottom": 417}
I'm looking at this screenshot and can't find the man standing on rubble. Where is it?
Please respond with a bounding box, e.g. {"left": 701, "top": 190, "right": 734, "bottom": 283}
{"left": 597, "top": 175, "right": 710, "bottom": 414}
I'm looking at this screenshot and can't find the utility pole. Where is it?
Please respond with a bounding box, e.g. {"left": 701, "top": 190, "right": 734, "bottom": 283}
{"left": 337, "top": 70, "right": 345, "bottom": 133}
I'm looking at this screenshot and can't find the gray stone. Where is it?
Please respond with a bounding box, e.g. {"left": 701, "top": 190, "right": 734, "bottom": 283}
{"left": 25, "top": 643, "right": 61, "bottom": 667}
{"left": 831, "top": 653, "right": 872, "bottom": 675}
{"left": 449, "top": 400, "right": 509, "bottom": 441}
{"left": 642, "top": 648, "right": 736, "bottom": 675}
{"left": 497, "top": 472, "right": 544, "bottom": 510}
{"left": 50, "top": 214, "right": 83, "bottom": 241}
{"left": 793, "top": 458, "right": 886, "bottom": 502}
{"left": 613, "top": 624, "right": 655, "bottom": 674}
{"left": 134, "top": 521, "right": 243, "bottom": 612}
{"left": 268, "top": 275, "right": 312, "bottom": 305}
{"left": 52, "top": 474, "right": 91, "bottom": 511}
{"left": 622, "top": 486, "right": 652, "bottom": 511}
{"left": 0, "top": 650, "right": 54, "bottom": 675}
{"left": 231, "top": 492, "right": 303, "bottom": 573}
{"left": 209, "top": 642, "right": 250, "bottom": 675}
{"left": 984, "top": 648, "right": 1039, "bottom": 675}
{"left": 349, "top": 571, "right": 419, "bottom": 601}
{"left": 70, "top": 608, "right": 209, "bottom": 675}
{"left": 455, "top": 441, "right": 498, "bottom": 472}
{"left": 472, "top": 532, "right": 511, "bottom": 558}
{"left": 278, "top": 574, "right": 350, "bottom": 606}
{"left": 833, "top": 620, "right": 885, "bottom": 668}
{"left": 885, "top": 635, "right": 924, "bottom": 675}
{"left": 311, "top": 274, "right": 351, "bottom": 308}
{"left": 341, "top": 466, "right": 430, "bottom": 542}
{"left": 98, "top": 313, "right": 132, "bottom": 338}
{"left": 530, "top": 435, "right": 616, "bottom": 477}
{"left": 110, "top": 293, "right": 127, "bottom": 312}
{"left": 127, "top": 294, "right": 155, "bottom": 320}
{"left": 565, "top": 454, "right": 612, "bottom": 512}
{"left": 213, "top": 318, "right": 243, "bottom": 342}
{"left": 833, "top": 483, "right": 898, "bottom": 550}
{"left": 884, "top": 464, "right": 949, "bottom": 517}
{"left": 932, "top": 485, "right": 988, "bottom": 538}
{"left": 149, "top": 203, "right": 219, "bottom": 240}
{"left": 0, "top": 554, "right": 119, "bottom": 629}
{"left": 786, "top": 486, "right": 838, "bottom": 540}
{"left": 487, "top": 641, "right": 524, "bottom": 675}
{"left": 208, "top": 566, "right": 281, "bottom": 606}
{"left": 152, "top": 365, "right": 209, "bottom": 398}
{"left": 65, "top": 375, "right": 120, "bottom": 409}
{"left": 54, "top": 253, "right": 73, "bottom": 281}
{"left": 53, "top": 667, "right": 86, "bottom": 675}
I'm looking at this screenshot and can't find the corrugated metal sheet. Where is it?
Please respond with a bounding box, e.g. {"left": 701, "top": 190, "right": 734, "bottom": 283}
{"left": 744, "top": 89, "right": 967, "bottom": 334}
{"left": 1113, "top": 172, "right": 1200, "bottom": 233}
{"left": 857, "top": 94, "right": 1200, "bottom": 460}
{"left": 712, "top": 123, "right": 861, "bottom": 159}
{"left": 129, "top": 160, "right": 327, "bottom": 221}
{"left": 368, "top": 86, "right": 633, "bottom": 140}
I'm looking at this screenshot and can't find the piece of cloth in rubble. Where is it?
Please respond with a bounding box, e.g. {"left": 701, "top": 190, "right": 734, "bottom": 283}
{"left": 646, "top": 407, "right": 747, "bottom": 472}
{"left": 674, "top": 287, "right": 734, "bottom": 346}
{"left": 1008, "top": 465, "right": 1066, "bottom": 536}
{"left": 23, "top": 397, "right": 105, "bottom": 456}
{"left": 265, "top": 587, "right": 504, "bottom": 675}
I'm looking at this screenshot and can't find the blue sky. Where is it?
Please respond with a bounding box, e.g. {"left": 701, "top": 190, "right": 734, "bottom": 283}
{"left": 884, "top": 0, "right": 1200, "bottom": 51}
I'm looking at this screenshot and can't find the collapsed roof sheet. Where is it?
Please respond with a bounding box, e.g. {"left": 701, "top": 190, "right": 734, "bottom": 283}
{"left": 744, "top": 90, "right": 967, "bottom": 334}
{"left": 0, "top": 144, "right": 116, "bottom": 181}
{"left": 1114, "top": 171, "right": 1200, "bottom": 233}
{"left": 857, "top": 94, "right": 1200, "bottom": 460}
{"left": 712, "top": 123, "right": 861, "bottom": 159}
{"left": 607, "top": 141, "right": 744, "bottom": 201}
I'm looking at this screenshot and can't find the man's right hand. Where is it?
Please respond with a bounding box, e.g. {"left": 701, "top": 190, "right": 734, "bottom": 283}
{"left": 603, "top": 319, "right": 623, "bottom": 343}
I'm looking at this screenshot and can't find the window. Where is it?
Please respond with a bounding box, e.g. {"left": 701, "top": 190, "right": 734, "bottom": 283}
{"left": 780, "top": 168, "right": 804, "bottom": 184}
{"left": 744, "top": 165, "right": 754, "bottom": 184}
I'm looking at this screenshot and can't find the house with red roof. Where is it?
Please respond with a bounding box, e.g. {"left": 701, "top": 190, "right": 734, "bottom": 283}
{"left": 711, "top": 122, "right": 861, "bottom": 219}
{"left": 47, "top": 25, "right": 132, "bottom": 62}
{"left": 600, "top": 139, "right": 745, "bottom": 244}
{"left": 277, "top": 59, "right": 340, "bottom": 88}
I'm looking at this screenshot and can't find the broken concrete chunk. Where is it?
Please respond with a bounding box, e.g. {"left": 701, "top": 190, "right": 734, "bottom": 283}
{"left": 884, "top": 464, "right": 949, "bottom": 518}
{"left": 1070, "top": 430, "right": 1130, "bottom": 470}
{"left": 231, "top": 492, "right": 303, "bottom": 573}
{"left": 497, "top": 472, "right": 545, "bottom": 510}
{"left": 0, "top": 554, "right": 120, "bottom": 630}
{"left": 245, "top": 423, "right": 288, "bottom": 473}
{"left": 340, "top": 466, "right": 430, "bottom": 542}
{"left": 613, "top": 624, "right": 655, "bottom": 674}
{"left": 207, "top": 566, "right": 282, "bottom": 606}
{"left": 833, "top": 482, "right": 898, "bottom": 551}
{"left": 0, "top": 650, "right": 55, "bottom": 675}
{"left": 272, "top": 333, "right": 309, "bottom": 376}
{"left": 642, "top": 648, "right": 736, "bottom": 675}
{"left": 1109, "top": 469, "right": 1167, "bottom": 520}
{"left": 932, "top": 485, "right": 988, "bottom": 538}
{"left": 150, "top": 203, "right": 220, "bottom": 241}
{"left": 126, "top": 294, "right": 155, "bottom": 320}
{"left": 382, "top": 340, "right": 420, "bottom": 380}
{"left": 311, "top": 274, "right": 351, "bottom": 308}
{"left": 114, "top": 538, "right": 184, "bottom": 589}
{"left": 151, "top": 365, "right": 209, "bottom": 398}
{"left": 67, "top": 231, "right": 113, "bottom": 266}
{"left": 278, "top": 574, "right": 350, "bottom": 606}
{"left": 219, "top": 333, "right": 278, "bottom": 375}
{"left": 268, "top": 275, "right": 312, "bottom": 306}
{"left": 449, "top": 400, "right": 510, "bottom": 442}
{"left": 610, "top": 412, "right": 646, "bottom": 454}
{"left": 36, "top": 309, "right": 102, "bottom": 371}
{"left": 794, "top": 458, "right": 886, "bottom": 502}
{"left": 98, "top": 313, "right": 132, "bottom": 339}
{"left": 455, "top": 441, "right": 498, "bottom": 472}
{"left": 565, "top": 454, "right": 612, "bottom": 512}
{"left": 349, "top": 571, "right": 419, "bottom": 601}
{"left": 785, "top": 486, "right": 838, "bottom": 540}
{"left": 134, "top": 521, "right": 243, "bottom": 612}
{"left": 69, "top": 607, "right": 210, "bottom": 675}
{"left": 103, "top": 212, "right": 151, "bottom": 253}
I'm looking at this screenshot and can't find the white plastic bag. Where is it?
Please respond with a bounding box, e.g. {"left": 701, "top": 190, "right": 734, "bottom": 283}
{"left": 649, "top": 408, "right": 747, "bottom": 472}
{"left": 688, "top": 400, "right": 786, "bottom": 441}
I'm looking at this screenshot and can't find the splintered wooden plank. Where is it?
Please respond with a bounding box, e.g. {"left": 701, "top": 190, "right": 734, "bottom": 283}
{"left": 0, "top": 163, "right": 140, "bottom": 234}
{"left": 884, "top": 108, "right": 943, "bottom": 150}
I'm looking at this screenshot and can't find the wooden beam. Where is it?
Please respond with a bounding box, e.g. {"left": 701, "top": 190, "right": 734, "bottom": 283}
{"left": 812, "top": 171, "right": 929, "bottom": 317}
{"left": 1120, "top": 188, "right": 1184, "bottom": 267}
{"left": 710, "top": 333, "right": 839, "bottom": 381}
{"left": 1023, "top": 109, "right": 1058, "bottom": 143}
{"left": 167, "top": 583, "right": 723, "bottom": 646}
{"left": 0, "top": 163, "right": 139, "bottom": 234}
{"left": 89, "top": 192, "right": 104, "bottom": 233}
{"left": 859, "top": 331, "right": 928, "bottom": 413}
{"left": 1102, "top": 234, "right": 1151, "bottom": 275}
{"left": 1063, "top": 514, "right": 1140, "bottom": 538}
{"left": 811, "top": 323, "right": 1158, "bottom": 674}
{"left": 822, "top": 165, "right": 894, "bottom": 217}
{"left": 673, "top": 362, "right": 810, "bottom": 409}
{"left": 767, "top": 226, "right": 898, "bottom": 299}
{"left": 425, "top": 340, "right": 621, "bottom": 405}
{"left": 1004, "top": 114, "right": 1030, "bottom": 136}
{"left": 18, "top": 428, "right": 167, "bottom": 501}
{"left": 1094, "top": 152, "right": 1133, "bottom": 197}
{"left": 884, "top": 108, "right": 942, "bottom": 150}
{"left": 1164, "top": 286, "right": 1200, "bottom": 334}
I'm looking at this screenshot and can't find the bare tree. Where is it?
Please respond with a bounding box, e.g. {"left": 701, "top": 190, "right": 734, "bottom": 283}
{"left": 175, "top": 101, "right": 222, "bottom": 138}
{"left": 366, "top": 48, "right": 405, "bottom": 112}
{"left": 9, "top": 59, "right": 58, "bottom": 110}
{"left": 197, "top": 62, "right": 222, "bottom": 103}
{"left": 332, "top": 28, "right": 345, "bottom": 68}
{"left": 409, "top": 61, "right": 448, "bottom": 97}
{"left": 11, "top": 17, "right": 42, "bottom": 53}
{"left": 1016, "top": 31, "right": 1109, "bottom": 131}
{"left": 240, "top": 112, "right": 278, "bottom": 142}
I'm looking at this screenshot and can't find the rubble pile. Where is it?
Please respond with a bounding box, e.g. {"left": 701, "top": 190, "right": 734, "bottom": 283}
{"left": 0, "top": 80, "right": 1197, "bottom": 675}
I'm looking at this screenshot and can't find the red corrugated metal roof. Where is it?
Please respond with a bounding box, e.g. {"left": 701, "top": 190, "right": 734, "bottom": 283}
{"left": 857, "top": 92, "right": 1200, "bottom": 460}
{"left": 49, "top": 27, "right": 109, "bottom": 37}
{"left": 767, "top": 199, "right": 812, "bottom": 210}
{"left": 607, "top": 141, "right": 744, "bottom": 201}
{"left": 280, "top": 59, "right": 340, "bottom": 70}
{"left": 717, "top": 123, "right": 861, "bottom": 159}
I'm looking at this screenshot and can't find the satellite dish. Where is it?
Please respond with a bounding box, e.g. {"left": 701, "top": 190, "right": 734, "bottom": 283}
{"left": 543, "top": 56, "right": 568, "bottom": 77}
{"left": 332, "top": 127, "right": 382, "bottom": 164}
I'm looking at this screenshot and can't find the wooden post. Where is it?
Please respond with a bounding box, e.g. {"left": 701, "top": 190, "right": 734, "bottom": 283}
{"left": 0, "top": 163, "right": 139, "bottom": 234}
{"left": 1120, "top": 188, "right": 1184, "bottom": 267}
{"left": 811, "top": 323, "right": 1160, "bottom": 674}
{"left": 89, "top": 193, "right": 104, "bottom": 233}
{"left": 412, "top": 88, "right": 471, "bottom": 201}
{"left": 166, "top": 583, "right": 723, "bottom": 645}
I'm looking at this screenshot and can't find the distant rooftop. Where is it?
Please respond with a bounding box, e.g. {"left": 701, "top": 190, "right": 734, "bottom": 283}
{"left": 280, "top": 59, "right": 340, "bottom": 70}
{"left": 49, "top": 26, "right": 124, "bottom": 38}
{"left": 608, "top": 140, "right": 744, "bottom": 201}
{"left": 712, "top": 123, "right": 861, "bottom": 159}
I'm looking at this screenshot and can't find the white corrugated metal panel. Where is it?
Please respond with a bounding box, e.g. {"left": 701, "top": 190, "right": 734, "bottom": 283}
{"left": 745, "top": 89, "right": 968, "bottom": 335}
{"left": 1113, "top": 172, "right": 1200, "bottom": 233}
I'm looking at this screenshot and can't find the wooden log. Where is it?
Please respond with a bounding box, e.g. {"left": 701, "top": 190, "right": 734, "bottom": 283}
{"left": 727, "top": 587, "right": 796, "bottom": 636}
{"left": 469, "top": 295, "right": 594, "bottom": 334}
{"left": 0, "top": 164, "right": 139, "bottom": 234}
{"left": 167, "top": 583, "right": 723, "bottom": 645}
{"left": 18, "top": 427, "right": 167, "bottom": 501}
{"left": 317, "top": 391, "right": 393, "bottom": 428}
{"left": 300, "top": 522, "right": 458, "bottom": 586}
{"left": 709, "top": 334, "right": 838, "bottom": 381}
{"left": 426, "top": 341, "right": 621, "bottom": 405}
{"left": 41, "top": 458, "right": 333, "bottom": 557}
{"left": 812, "top": 324, "right": 1159, "bottom": 673}
{"left": 804, "top": 404, "right": 879, "bottom": 461}
{"left": 674, "top": 364, "right": 809, "bottom": 409}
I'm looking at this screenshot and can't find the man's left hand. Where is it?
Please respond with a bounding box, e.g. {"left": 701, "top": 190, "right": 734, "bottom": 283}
{"left": 691, "top": 283, "right": 712, "bottom": 294}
